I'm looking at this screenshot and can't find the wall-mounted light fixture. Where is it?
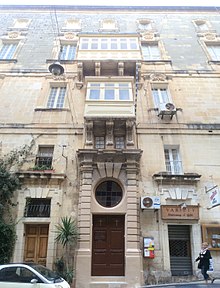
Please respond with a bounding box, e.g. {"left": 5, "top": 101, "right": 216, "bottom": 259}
{"left": 48, "top": 61, "right": 64, "bottom": 76}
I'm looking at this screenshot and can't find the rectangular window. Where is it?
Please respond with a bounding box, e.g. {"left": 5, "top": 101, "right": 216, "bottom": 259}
{"left": 65, "top": 19, "right": 81, "bottom": 30}
{"left": 101, "top": 38, "right": 108, "bottom": 49}
{"left": 13, "top": 18, "right": 30, "bottom": 29}
{"left": 197, "top": 23, "right": 208, "bottom": 31}
{"left": 60, "top": 44, "right": 76, "bottom": 60}
{"left": 142, "top": 43, "right": 161, "bottom": 60}
{"left": 138, "top": 22, "right": 152, "bottom": 31}
{"left": 207, "top": 45, "right": 220, "bottom": 61}
{"left": 80, "top": 37, "right": 138, "bottom": 50}
{"left": 91, "top": 39, "right": 98, "bottom": 49}
{"left": 115, "top": 137, "right": 125, "bottom": 149}
{"left": 47, "top": 86, "right": 66, "bottom": 108}
{"left": 164, "top": 147, "right": 183, "bottom": 175}
{"left": 95, "top": 137, "right": 105, "bottom": 149}
{"left": 24, "top": 198, "right": 51, "bottom": 218}
{"left": 194, "top": 20, "right": 209, "bottom": 31}
{"left": 0, "top": 43, "right": 17, "bottom": 59}
{"left": 101, "top": 19, "right": 117, "bottom": 30}
{"left": 110, "top": 38, "right": 117, "bottom": 49}
{"left": 152, "top": 88, "right": 170, "bottom": 107}
{"left": 81, "top": 38, "right": 89, "bottom": 49}
{"left": 35, "top": 146, "right": 54, "bottom": 170}
{"left": 89, "top": 83, "right": 101, "bottom": 100}
{"left": 87, "top": 82, "right": 132, "bottom": 101}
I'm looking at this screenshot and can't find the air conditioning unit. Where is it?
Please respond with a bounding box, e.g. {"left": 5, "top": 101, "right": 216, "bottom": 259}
{"left": 158, "top": 102, "right": 176, "bottom": 115}
{"left": 141, "top": 196, "right": 161, "bottom": 209}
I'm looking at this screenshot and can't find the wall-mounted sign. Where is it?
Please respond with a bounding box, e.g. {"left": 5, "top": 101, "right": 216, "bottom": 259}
{"left": 161, "top": 205, "right": 199, "bottom": 220}
{"left": 143, "top": 237, "right": 154, "bottom": 258}
{"left": 206, "top": 185, "right": 220, "bottom": 209}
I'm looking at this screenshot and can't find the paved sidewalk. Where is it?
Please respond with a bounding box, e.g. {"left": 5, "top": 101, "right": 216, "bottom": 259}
{"left": 139, "top": 278, "right": 220, "bottom": 287}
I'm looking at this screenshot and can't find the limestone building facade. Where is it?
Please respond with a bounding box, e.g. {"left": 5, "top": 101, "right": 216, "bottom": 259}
{"left": 0, "top": 4, "right": 220, "bottom": 287}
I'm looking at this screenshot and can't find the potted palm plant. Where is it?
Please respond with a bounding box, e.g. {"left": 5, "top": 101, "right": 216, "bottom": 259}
{"left": 54, "top": 216, "right": 79, "bottom": 287}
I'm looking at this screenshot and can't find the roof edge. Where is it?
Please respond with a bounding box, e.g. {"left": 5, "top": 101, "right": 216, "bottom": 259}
{"left": 0, "top": 5, "right": 220, "bottom": 11}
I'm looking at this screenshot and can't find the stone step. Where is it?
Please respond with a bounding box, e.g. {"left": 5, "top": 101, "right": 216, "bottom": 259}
{"left": 90, "top": 277, "right": 128, "bottom": 288}
{"left": 90, "top": 283, "right": 128, "bottom": 288}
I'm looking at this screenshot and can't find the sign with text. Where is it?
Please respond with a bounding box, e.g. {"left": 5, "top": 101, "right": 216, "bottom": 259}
{"left": 206, "top": 185, "right": 220, "bottom": 209}
{"left": 161, "top": 205, "right": 199, "bottom": 220}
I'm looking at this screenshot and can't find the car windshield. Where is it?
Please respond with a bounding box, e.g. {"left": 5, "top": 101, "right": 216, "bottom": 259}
{"left": 31, "top": 264, "right": 62, "bottom": 282}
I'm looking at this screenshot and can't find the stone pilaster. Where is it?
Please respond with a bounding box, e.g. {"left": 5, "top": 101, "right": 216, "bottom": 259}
{"left": 76, "top": 153, "right": 93, "bottom": 288}
{"left": 125, "top": 156, "right": 142, "bottom": 286}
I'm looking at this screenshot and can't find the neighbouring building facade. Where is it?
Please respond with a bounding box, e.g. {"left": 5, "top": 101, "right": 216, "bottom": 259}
{"left": 0, "top": 4, "right": 220, "bottom": 288}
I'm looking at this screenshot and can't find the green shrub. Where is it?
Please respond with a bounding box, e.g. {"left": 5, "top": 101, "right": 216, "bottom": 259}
{"left": 0, "top": 221, "right": 16, "bottom": 264}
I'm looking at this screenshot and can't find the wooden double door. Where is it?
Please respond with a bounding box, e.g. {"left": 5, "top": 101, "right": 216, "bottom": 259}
{"left": 92, "top": 215, "right": 125, "bottom": 276}
{"left": 24, "top": 224, "right": 49, "bottom": 266}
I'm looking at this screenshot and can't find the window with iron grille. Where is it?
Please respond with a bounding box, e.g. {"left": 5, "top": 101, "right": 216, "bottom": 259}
{"left": 0, "top": 43, "right": 18, "bottom": 59}
{"left": 164, "top": 147, "right": 183, "bottom": 175}
{"left": 35, "top": 146, "right": 54, "bottom": 170}
{"left": 24, "top": 198, "right": 51, "bottom": 217}
{"left": 47, "top": 86, "right": 66, "bottom": 108}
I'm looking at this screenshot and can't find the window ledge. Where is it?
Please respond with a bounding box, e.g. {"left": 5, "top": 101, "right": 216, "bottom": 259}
{"left": 34, "top": 108, "right": 70, "bottom": 112}
{"left": 153, "top": 172, "right": 201, "bottom": 182}
{"left": 0, "top": 59, "right": 17, "bottom": 63}
{"left": 46, "top": 59, "right": 76, "bottom": 64}
{"left": 142, "top": 60, "right": 172, "bottom": 64}
{"left": 208, "top": 60, "right": 220, "bottom": 65}
{"left": 17, "top": 170, "right": 66, "bottom": 180}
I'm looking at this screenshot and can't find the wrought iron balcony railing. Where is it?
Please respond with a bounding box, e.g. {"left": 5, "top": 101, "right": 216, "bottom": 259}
{"left": 24, "top": 203, "right": 51, "bottom": 217}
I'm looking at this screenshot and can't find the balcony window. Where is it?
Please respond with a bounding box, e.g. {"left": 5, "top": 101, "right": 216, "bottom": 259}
{"left": 24, "top": 198, "right": 51, "bottom": 217}
{"left": 95, "top": 137, "right": 105, "bottom": 149}
{"left": 80, "top": 37, "right": 138, "bottom": 50}
{"left": 35, "top": 146, "right": 54, "bottom": 170}
{"left": 115, "top": 137, "right": 125, "bottom": 149}
{"left": 87, "top": 82, "right": 132, "bottom": 101}
{"left": 164, "top": 147, "right": 183, "bottom": 175}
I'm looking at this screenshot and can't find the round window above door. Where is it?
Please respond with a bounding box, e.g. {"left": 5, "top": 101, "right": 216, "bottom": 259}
{"left": 95, "top": 180, "right": 123, "bottom": 208}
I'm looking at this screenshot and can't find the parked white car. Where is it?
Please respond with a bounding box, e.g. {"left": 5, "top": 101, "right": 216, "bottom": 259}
{"left": 0, "top": 263, "right": 70, "bottom": 288}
